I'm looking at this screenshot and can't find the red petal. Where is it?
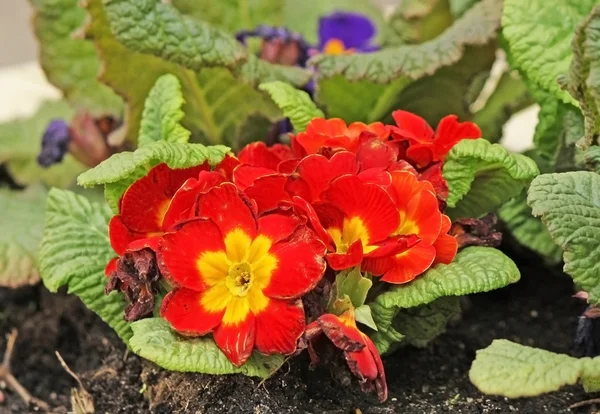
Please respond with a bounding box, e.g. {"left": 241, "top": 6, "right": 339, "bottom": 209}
{"left": 104, "top": 257, "right": 118, "bottom": 277}
{"left": 195, "top": 183, "right": 257, "bottom": 238}
{"left": 286, "top": 152, "right": 359, "bottom": 202}
{"left": 292, "top": 197, "right": 335, "bottom": 250}
{"left": 390, "top": 110, "right": 434, "bottom": 142}
{"left": 160, "top": 288, "right": 224, "bottom": 336}
{"left": 419, "top": 163, "right": 448, "bottom": 202}
{"left": 232, "top": 165, "right": 276, "bottom": 190}
{"left": 213, "top": 313, "right": 256, "bottom": 366}
{"left": 214, "top": 154, "right": 240, "bottom": 181}
{"left": 397, "top": 188, "right": 442, "bottom": 245}
{"left": 387, "top": 170, "right": 433, "bottom": 207}
{"left": 356, "top": 137, "right": 397, "bottom": 170}
{"left": 257, "top": 212, "right": 304, "bottom": 244}
{"left": 433, "top": 215, "right": 457, "bottom": 265}
{"left": 120, "top": 163, "right": 208, "bottom": 232}
{"left": 254, "top": 299, "right": 305, "bottom": 355}
{"left": 322, "top": 175, "right": 399, "bottom": 243}
{"left": 125, "top": 236, "right": 161, "bottom": 253}
{"left": 162, "top": 177, "right": 204, "bottom": 230}
{"left": 364, "top": 234, "right": 420, "bottom": 259}
{"left": 406, "top": 144, "right": 434, "bottom": 168}
{"left": 263, "top": 226, "right": 327, "bottom": 299}
{"left": 238, "top": 142, "right": 286, "bottom": 170}
{"left": 379, "top": 244, "right": 436, "bottom": 284}
{"left": 346, "top": 345, "right": 378, "bottom": 381}
{"left": 307, "top": 118, "right": 348, "bottom": 136}
{"left": 158, "top": 219, "right": 225, "bottom": 290}
{"left": 108, "top": 215, "right": 146, "bottom": 256}
{"left": 244, "top": 174, "right": 290, "bottom": 214}
{"left": 358, "top": 168, "right": 392, "bottom": 188}
{"left": 433, "top": 115, "right": 481, "bottom": 158}
{"left": 317, "top": 313, "right": 365, "bottom": 351}
{"left": 326, "top": 240, "right": 364, "bottom": 271}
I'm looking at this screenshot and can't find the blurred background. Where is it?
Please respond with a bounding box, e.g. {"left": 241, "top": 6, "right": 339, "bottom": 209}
{"left": 0, "top": 0, "right": 537, "bottom": 149}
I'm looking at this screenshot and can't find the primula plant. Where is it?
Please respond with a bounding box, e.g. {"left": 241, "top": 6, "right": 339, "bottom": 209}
{"left": 9, "top": 0, "right": 600, "bottom": 409}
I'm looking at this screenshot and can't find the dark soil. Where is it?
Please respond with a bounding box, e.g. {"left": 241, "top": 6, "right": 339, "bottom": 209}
{"left": 0, "top": 246, "right": 598, "bottom": 414}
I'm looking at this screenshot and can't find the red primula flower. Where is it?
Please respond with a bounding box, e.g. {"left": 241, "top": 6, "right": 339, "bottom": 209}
{"left": 107, "top": 162, "right": 211, "bottom": 259}
{"left": 303, "top": 174, "right": 419, "bottom": 271}
{"left": 363, "top": 171, "right": 442, "bottom": 283}
{"left": 233, "top": 142, "right": 296, "bottom": 190}
{"left": 389, "top": 110, "right": 481, "bottom": 168}
{"left": 304, "top": 309, "right": 387, "bottom": 402}
{"left": 291, "top": 118, "right": 389, "bottom": 157}
{"left": 158, "top": 183, "right": 327, "bottom": 366}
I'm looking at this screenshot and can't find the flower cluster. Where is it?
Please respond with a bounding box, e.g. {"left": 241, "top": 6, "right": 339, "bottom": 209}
{"left": 104, "top": 111, "right": 480, "bottom": 401}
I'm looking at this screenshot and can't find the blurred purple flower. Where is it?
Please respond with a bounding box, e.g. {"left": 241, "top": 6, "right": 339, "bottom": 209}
{"left": 37, "top": 119, "right": 70, "bottom": 167}
{"left": 318, "top": 12, "right": 378, "bottom": 54}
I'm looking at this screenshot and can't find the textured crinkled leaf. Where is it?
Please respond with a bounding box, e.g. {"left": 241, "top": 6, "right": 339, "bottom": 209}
{"left": 89, "top": 0, "right": 293, "bottom": 146}
{"left": 502, "top": 0, "right": 596, "bottom": 105}
{"left": 0, "top": 101, "right": 85, "bottom": 188}
{"left": 77, "top": 141, "right": 229, "bottom": 211}
{"left": 531, "top": 87, "right": 572, "bottom": 161}
{"left": 0, "top": 185, "right": 48, "bottom": 287}
{"left": 259, "top": 81, "right": 324, "bottom": 132}
{"left": 474, "top": 71, "right": 532, "bottom": 144}
{"left": 282, "top": 0, "right": 384, "bottom": 45}
{"left": 443, "top": 139, "right": 539, "bottom": 219}
{"left": 130, "top": 318, "right": 284, "bottom": 378}
{"left": 369, "top": 247, "right": 520, "bottom": 353}
{"left": 498, "top": 192, "right": 562, "bottom": 264}
{"left": 528, "top": 172, "right": 600, "bottom": 304}
{"left": 104, "top": 0, "right": 311, "bottom": 88}
{"left": 470, "top": 339, "right": 600, "bottom": 397}
{"left": 139, "top": 74, "right": 190, "bottom": 147}
{"left": 392, "top": 297, "right": 461, "bottom": 348}
{"left": 39, "top": 189, "right": 131, "bottom": 341}
{"left": 311, "top": 0, "right": 502, "bottom": 83}
{"left": 383, "top": 0, "right": 453, "bottom": 47}
{"left": 172, "top": 0, "right": 283, "bottom": 33}
{"left": 558, "top": 5, "right": 600, "bottom": 150}
{"left": 31, "top": 0, "right": 123, "bottom": 115}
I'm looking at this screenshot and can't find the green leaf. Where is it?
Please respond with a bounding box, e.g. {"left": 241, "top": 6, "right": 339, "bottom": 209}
{"left": 259, "top": 81, "right": 324, "bottom": 132}
{"left": 558, "top": 5, "right": 600, "bottom": 150}
{"left": 77, "top": 141, "right": 229, "bottom": 211}
{"left": 354, "top": 304, "right": 378, "bottom": 331}
{"left": 39, "top": 189, "right": 132, "bottom": 342}
{"left": 502, "top": 0, "right": 597, "bottom": 105}
{"left": 383, "top": 0, "right": 453, "bottom": 46}
{"left": 498, "top": 192, "right": 562, "bottom": 264}
{"left": 528, "top": 172, "right": 600, "bottom": 304}
{"left": 334, "top": 267, "right": 373, "bottom": 309}
{"left": 31, "top": 0, "right": 123, "bottom": 115}
{"left": 129, "top": 318, "right": 284, "bottom": 378}
{"left": 172, "top": 0, "right": 283, "bottom": 33}
{"left": 311, "top": 0, "right": 502, "bottom": 84}
{"left": 313, "top": 0, "right": 501, "bottom": 126}
{"left": 0, "top": 101, "right": 85, "bottom": 188}
{"left": 474, "top": 71, "right": 533, "bottom": 144}
{"left": 443, "top": 138, "right": 539, "bottom": 219}
{"left": 392, "top": 296, "right": 461, "bottom": 348}
{"left": 449, "top": 0, "right": 481, "bottom": 18}
{"left": 282, "top": 0, "right": 385, "bottom": 45}
{"left": 369, "top": 247, "right": 520, "bottom": 353}
{"left": 89, "top": 0, "right": 299, "bottom": 147}
{"left": 470, "top": 339, "right": 600, "bottom": 397}
{"left": 0, "top": 185, "right": 48, "bottom": 288}
{"left": 531, "top": 87, "right": 572, "bottom": 161}
{"left": 139, "top": 74, "right": 191, "bottom": 147}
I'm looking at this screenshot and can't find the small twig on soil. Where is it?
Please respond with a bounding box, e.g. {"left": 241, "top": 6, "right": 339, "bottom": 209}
{"left": 55, "top": 352, "right": 85, "bottom": 390}
{"left": 56, "top": 351, "right": 94, "bottom": 414}
{"left": 0, "top": 329, "right": 50, "bottom": 412}
{"left": 569, "top": 398, "right": 600, "bottom": 410}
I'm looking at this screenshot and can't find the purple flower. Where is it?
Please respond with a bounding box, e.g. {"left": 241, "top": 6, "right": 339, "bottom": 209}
{"left": 37, "top": 119, "right": 70, "bottom": 167}
{"left": 318, "top": 11, "right": 378, "bottom": 54}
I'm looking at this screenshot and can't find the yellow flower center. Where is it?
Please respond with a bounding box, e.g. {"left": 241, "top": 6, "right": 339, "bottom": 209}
{"left": 197, "top": 229, "right": 278, "bottom": 325}
{"left": 395, "top": 210, "right": 420, "bottom": 237}
{"left": 327, "top": 216, "right": 377, "bottom": 254}
{"left": 323, "top": 38, "right": 356, "bottom": 55}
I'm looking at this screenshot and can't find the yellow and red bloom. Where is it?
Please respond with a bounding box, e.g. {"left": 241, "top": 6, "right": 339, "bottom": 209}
{"left": 304, "top": 309, "right": 387, "bottom": 402}
{"left": 158, "top": 183, "right": 327, "bottom": 366}
{"left": 306, "top": 174, "right": 419, "bottom": 270}
{"left": 362, "top": 171, "right": 443, "bottom": 283}
{"left": 389, "top": 110, "right": 481, "bottom": 169}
